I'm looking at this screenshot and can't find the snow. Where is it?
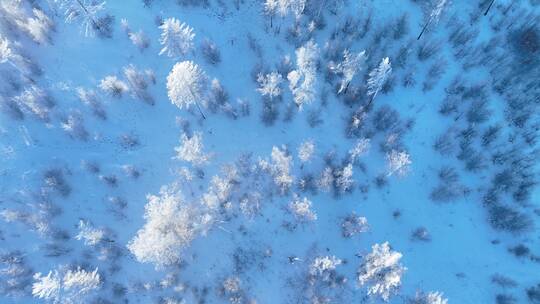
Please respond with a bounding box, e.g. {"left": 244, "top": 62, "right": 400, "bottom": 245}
{"left": 0, "top": 0, "right": 539, "bottom": 303}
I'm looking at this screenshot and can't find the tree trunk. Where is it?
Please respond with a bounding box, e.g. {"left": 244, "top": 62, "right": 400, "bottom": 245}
{"left": 195, "top": 101, "right": 206, "bottom": 120}
{"left": 417, "top": 18, "right": 432, "bottom": 40}
{"left": 484, "top": 0, "right": 496, "bottom": 16}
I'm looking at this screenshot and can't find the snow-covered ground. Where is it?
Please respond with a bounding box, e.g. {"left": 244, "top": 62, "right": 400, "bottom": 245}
{"left": 0, "top": 0, "right": 539, "bottom": 303}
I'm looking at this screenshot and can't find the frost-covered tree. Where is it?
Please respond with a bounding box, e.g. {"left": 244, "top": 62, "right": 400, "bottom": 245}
{"left": 62, "top": 268, "right": 101, "bottom": 296}
{"left": 288, "top": 40, "right": 318, "bottom": 110}
{"left": 410, "top": 291, "right": 448, "bottom": 304}
{"left": 349, "top": 138, "right": 370, "bottom": 163}
{"left": 75, "top": 220, "right": 104, "bottom": 246}
{"left": 123, "top": 64, "right": 155, "bottom": 104}
{"left": 309, "top": 256, "right": 342, "bottom": 278}
{"left": 57, "top": 0, "right": 106, "bottom": 37}
{"left": 32, "top": 267, "right": 101, "bottom": 304}
{"left": 288, "top": 195, "right": 317, "bottom": 222}
{"left": 263, "top": 0, "right": 279, "bottom": 27}
{"left": 129, "top": 29, "right": 150, "bottom": 50}
{"left": 417, "top": 0, "right": 449, "bottom": 40}
{"left": 0, "top": 2, "right": 54, "bottom": 44}
{"left": 341, "top": 213, "right": 369, "bottom": 238}
{"left": 264, "top": 0, "right": 305, "bottom": 21}
{"left": 159, "top": 18, "right": 195, "bottom": 58}
{"left": 25, "top": 9, "right": 54, "bottom": 44}
{"left": 0, "top": 37, "right": 26, "bottom": 75}
{"left": 61, "top": 112, "right": 88, "bottom": 141}
{"left": 257, "top": 72, "right": 283, "bottom": 100}
{"left": 32, "top": 271, "right": 61, "bottom": 302}
{"left": 329, "top": 49, "right": 367, "bottom": 94}
{"left": 14, "top": 85, "right": 54, "bottom": 121}
{"left": 0, "top": 251, "right": 33, "bottom": 298}
{"left": 358, "top": 242, "right": 406, "bottom": 301}
{"left": 77, "top": 87, "right": 106, "bottom": 119}
{"left": 367, "top": 57, "right": 392, "bottom": 102}
{"left": 386, "top": 150, "right": 411, "bottom": 177}
{"left": 166, "top": 61, "right": 207, "bottom": 118}
{"left": 99, "top": 75, "right": 128, "bottom": 97}
{"left": 127, "top": 187, "right": 215, "bottom": 267}
{"left": 288, "top": 0, "right": 306, "bottom": 19}
{"left": 317, "top": 166, "right": 334, "bottom": 192}
{"left": 259, "top": 146, "right": 294, "bottom": 194}
{"left": 298, "top": 139, "right": 315, "bottom": 163}
{"left": 174, "top": 132, "right": 211, "bottom": 166}
{"left": 0, "top": 37, "right": 14, "bottom": 64}
{"left": 336, "top": 163, "right": 354, "bottom": 193}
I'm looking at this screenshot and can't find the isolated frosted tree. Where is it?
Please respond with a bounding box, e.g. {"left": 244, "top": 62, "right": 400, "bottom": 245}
{"left": 288, "top": 40, "right": 318, "bottom": 110}
{"left": 417, "top": 0, "right": 449, "bottom": 39}
{"left": 349, "top": 138, "right": 370, "bottom": 163}
{"left": 0, "top": 2, "right": 54, "bottom": 44}
{"left": 341, "top": 213, "right": 369, "bottom": 238}
{"left": 411, "top": 291, "right": 448, "bottom": 304}
{"left": 298, "top": 139, "right": 315, "bottom": 163}
{"left": 0, "top": 37, "right": 27, "bottom": 76}
{"left": 123, "top": 64, "right": 154, "bottom": 104}
{"left": 317, "top": 166, "right": 334, "bottom": 192}
{"left": 14, "top": 86, "right": 54, "bottom": 121}
{"left": 367, "top": 57, "right": 392, "bottom": 103}
{"left": 336, "top": 163, "right": 354, "bottom": 193}
{"left": 330, "top": 49, "right": 367, "bottom": 94}
{"left": 61, "top": 112, "right": 88, "bottom": 141}
{"left": 32, "top": 271, "right": 61, "bottom": 302}
{"left": 127, "top": 187, "right": 215, "bottom": 267}
{"left": 358, "top": 242, "right": 406, "bottom": 301}
{"left": 0, "top": 251, "right": 33, "bottom": 298}
{"left": 386, "top": 150, "right": 412, "bottom": 177}
{"left": 174, "top": 132, "right": 211, "bottom": 166}
{"left": 288, "top": 195, "right": 317, "bottom": 222}
{"left": 310, "top": 256, "right": 342, "bottom": 278}
{"left": 57, "top": 0, "right": 106, "bottom": 37}
{"left": 260, "top": 146, "right": 294, "bottom": 194}
{"left": 99, "top": 75, "right": 128, "bottom": 97}
{"left": 129, "top": 30, "right": 150, "bottom": 50}
{"left": 159, "top": 18, "right": 195, "bottom": 58}
{"left": 257, "top": 72, "right": 283, "bottom": 100}
{"left": 77, "top": 87, "right": 106, "bottom": 119}
{"left": 75, "top": 220, "right": 104, "bottom": 246}
{"left": 23, "top": 9, "right": 54, "bottom": 44}
{"left": 166, "top": 61, "right": 207, "bottom": 118}
{"left": 32, "top": 267, "right": 101, "bottom": 303}
{"left": 62, "top": 268, "right": 101, "bottom": 296}
{"left": 0, "top": 37, "right": 15, "bottom": 65}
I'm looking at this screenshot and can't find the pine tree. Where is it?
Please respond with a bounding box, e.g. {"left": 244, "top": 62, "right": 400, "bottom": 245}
{"left": 257, "top": 72, "right": 283, "bottom": 100}
{"left": 366, "top": 57, "right": 392, "bottom": 104}
{"left": 159, "top": 18, "right": 195, "bottom": 58}
{"left": 32, "top": 267, "right": 101, "bottom": 303}
{"left": 357, "top": 242, "right": 406, "bottom": 301}
{"left": 288, "top": 40, "right": 318, "bottom": 110}
{"left": 330, "top": 49, "right": 367, "bottom": 94}
{"left": 166, "top": 61, "right": 208, "bottom": 119}
{"left": 174, "top": 132, "right": 211, "bottom": 166}
{"left": 417, "top": 0, "right": 449, "bottom": 40}
{"left": 386, "top": 149, "right": 411, "bottom": 177}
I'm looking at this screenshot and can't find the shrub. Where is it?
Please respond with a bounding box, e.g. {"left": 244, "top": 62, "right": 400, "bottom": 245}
{"left": 200, "top": 39, "right": 221, "bottom": 65}
{"left": 488, "top": 204, "right": 532, "bottom": 233}
{"left": 527, "top": 284, "right": 540, "bottom": 303}
{"left": 496, "top": 294, "right": 517, "bottom": 304}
